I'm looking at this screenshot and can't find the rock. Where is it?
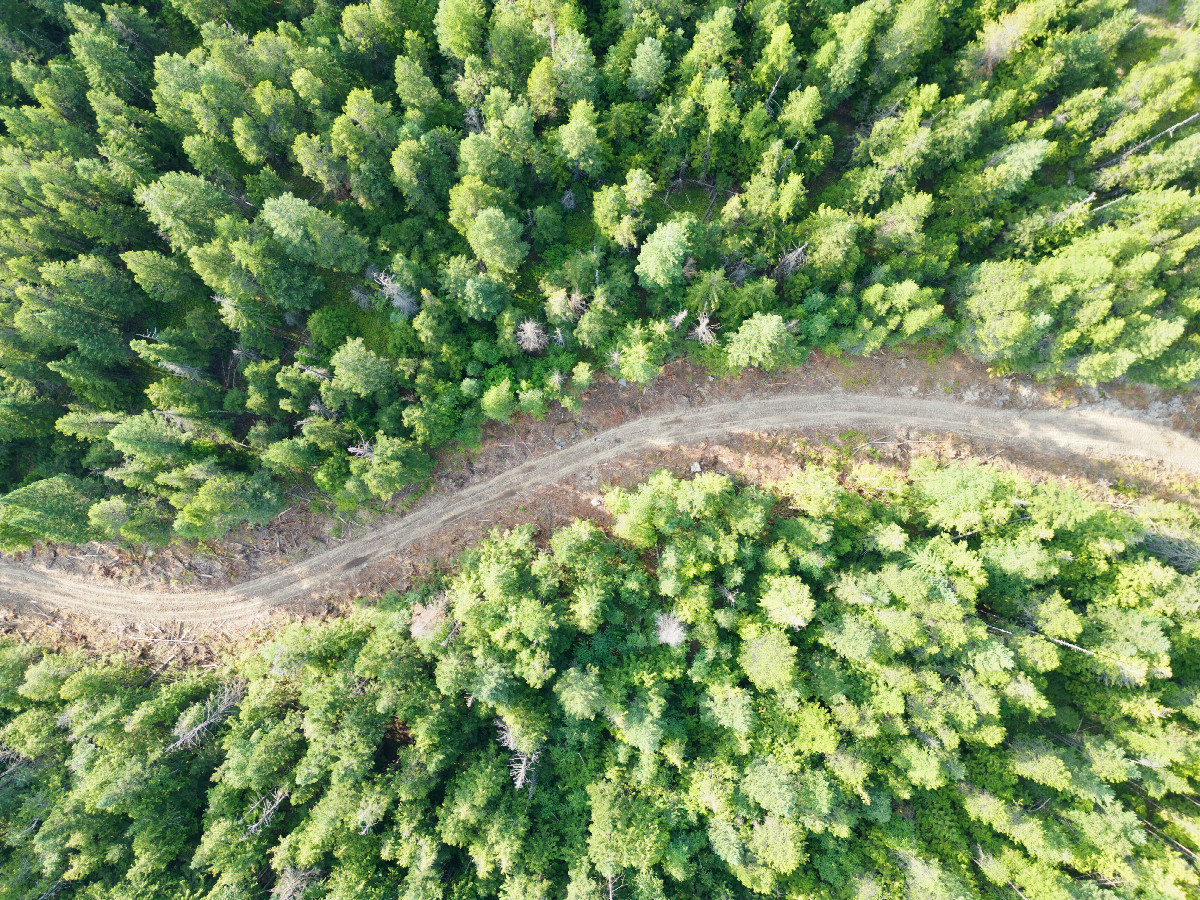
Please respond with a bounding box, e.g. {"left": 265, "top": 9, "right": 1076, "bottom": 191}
{"left": 690, "top": 462, "right": 702, "bottom": 474}
{"left": 618, "top": 378, "right": 628, "bottom": 386}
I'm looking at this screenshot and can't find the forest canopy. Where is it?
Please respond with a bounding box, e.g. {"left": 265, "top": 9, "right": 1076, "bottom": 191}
{"left": 2, "top": 0, "right": 1200, "bottom": 542}
{"left": 2, "top": 461, "right": 1200, "bottom": 899}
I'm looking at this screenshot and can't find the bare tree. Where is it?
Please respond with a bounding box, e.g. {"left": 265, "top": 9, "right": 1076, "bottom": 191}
{"left": 272, "top": 867, "right": 320, "bottom": 900}
{"left": 155, "top": 360, "right": 209, "bottom": 383}
{"left": 1097, "top": 110, "right": 1200, "bottom": 168}
{"left": 307, "top": 397, "right": 333, "bottom": 418}
{"left": 977, "top": 16, "right": 1026, "bottom": 76}
{"left": 166, "top": 679, "right": 246, "bottom": 753}
{"left": 296, "top": 364, "right": 331, "bottom": 381}
{"left": 655, "top": 612, "right": 687, "bottom": 647}
{"left": 726, "top": 257, "right": 749, "bottom": 286}
{"left": 669, "top": 309, "right": 689, "bottom": 330}
{"left": 374, "top": 272, "right": 420, "bottom": 317}
{"left": 33, "top": 879, "right": 65, "bottom": 900}
{"left": 561, "top": 188, "right": 576, "bottom": 211}
{"left": 497, "top": 717, "right": 540, "bottom": 793}
{"left": 689, "top": 311, "right": 719, "bottom": 346}
{"left": 154, "top": 409, "right": 195, "bottom": 431}
{"left": 774, "top": 243, "right": 808, "bottom": 281}
{"left": 568, "top": 290, "right": 588, "bottom": 314}
{"left": 516, "top": 319, "right": 549, "bottom": 353}
{"left": 607, "top": 348, "right": 622, "bottom": 371}
{"left": 496, "top": 716, "right": 519, "bottom": 751}
{"left": 510, "top": 747, "right": 540, "bottom": 793}
{"left": 242, "top": 787, "right": 289, "bottom": 837}
{"left": 409, "top": 594, "right": 450, "bottom": 640}
{"left": 356, "top": 795, "right": 387, "bottom": 835}
{"left": 348, "top": 437, "right": 374, "bottom": 460}
{"left": 1140, "top": 530, "right": 1200, "bottom": 574}
{"left": 548, "top": 369, "right": 566, "bottom": 391}
{"left": 0, "top": 743, "right": 25, "bottom": 782}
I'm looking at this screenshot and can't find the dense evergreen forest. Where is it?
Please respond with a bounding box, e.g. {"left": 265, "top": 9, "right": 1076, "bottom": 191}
{"left": 1, "top": 0, "right": 1199, "bottom": 546}
{"left": 2, "top": 461, "right": 1200, "bottom": 898}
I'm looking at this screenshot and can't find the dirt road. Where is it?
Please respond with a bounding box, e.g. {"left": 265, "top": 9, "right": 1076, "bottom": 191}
{"left": 2, "top": 391, "right": 1198, "bottom": 626}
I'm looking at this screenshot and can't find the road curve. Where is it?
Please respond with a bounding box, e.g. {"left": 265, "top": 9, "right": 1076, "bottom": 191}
{"left": 2, "top": 391, "right": 1198, "bottom": 626}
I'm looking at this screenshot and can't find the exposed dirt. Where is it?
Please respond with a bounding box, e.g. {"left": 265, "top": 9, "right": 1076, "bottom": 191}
{"left": 8, "top": 349, "right": 1197, "bottom": 591}
{"left": 2, "top": 362, "right": 1197, "bottom": 631}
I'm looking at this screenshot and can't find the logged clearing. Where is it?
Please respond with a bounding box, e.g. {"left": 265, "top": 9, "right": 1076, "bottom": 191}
{"left": 2, "top": 390, "right": 1198, "bottom": 627}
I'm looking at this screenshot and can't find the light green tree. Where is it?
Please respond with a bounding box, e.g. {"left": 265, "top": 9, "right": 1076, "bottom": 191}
{"left": 481, "top": 378, "right": 517, "bottom": 423}
{"left": 556, "top": 101, "right": 604, "bottom": 179}
{"left": 434, "top": 0, "right": 487, "bottom": 62}
{"left": 725, "top": 313, "right": 799, "bottom": 370}
{"left": 0, "top": 476, "right": 97, "bottom": 548}
{"left": 628, "top": 37, "right": 668, "bottom": 100}
{"left": 173, "top": 470, "right": 283, "bottom": 538}
{"left": 467, "top": 208, "right": 528, "bottom": 275}
{"left": 333, "top": 339, "right": 394, "bottom": 396}
{"left": 636, "top": 220, "right": 692, "bottom": 291}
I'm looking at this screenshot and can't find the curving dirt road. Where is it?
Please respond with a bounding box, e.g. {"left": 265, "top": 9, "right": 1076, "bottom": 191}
{"left": 2, "top": 391, "right": 1198, "bottom": 626}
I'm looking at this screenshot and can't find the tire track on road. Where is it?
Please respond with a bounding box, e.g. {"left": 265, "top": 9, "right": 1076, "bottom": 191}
{"left": 2, "top": 392, "right": 1197, "bottom": 625}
